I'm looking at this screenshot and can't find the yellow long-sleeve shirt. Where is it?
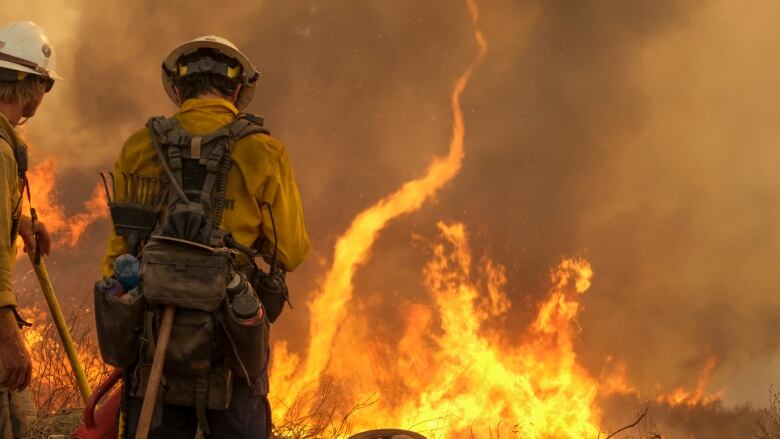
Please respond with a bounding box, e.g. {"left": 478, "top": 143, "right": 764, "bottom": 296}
{"left": 0, "top": 114, "right": 23, "bottom": 308}
{"left": 102, "top": 98, "right": 310, "bottom": 274}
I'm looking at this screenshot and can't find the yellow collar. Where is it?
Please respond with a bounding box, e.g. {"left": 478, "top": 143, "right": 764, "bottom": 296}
{"left": 177, "top": 98, "right": 240, "bottom": 117}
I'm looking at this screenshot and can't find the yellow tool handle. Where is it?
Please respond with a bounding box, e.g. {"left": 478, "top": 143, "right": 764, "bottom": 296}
{"left": 28, "top": 253, "right": 92, "bottom": 403}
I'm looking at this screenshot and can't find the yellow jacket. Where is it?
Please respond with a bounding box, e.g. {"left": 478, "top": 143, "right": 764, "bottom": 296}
{"left": 102, "top": 98, "right": 310, "bottom": 274}
{"left": 0, "top": 113, "right": 23, "bottom": 308}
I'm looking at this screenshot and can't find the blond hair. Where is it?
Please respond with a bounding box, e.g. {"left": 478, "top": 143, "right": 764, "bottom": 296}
{"left": 0, "top": 74, "right": 45, "bottom": 104}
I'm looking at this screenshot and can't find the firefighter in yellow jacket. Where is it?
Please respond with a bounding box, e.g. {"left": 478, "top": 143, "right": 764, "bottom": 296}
{"left": 0, "top": 21, "right": 58, "bottom": 439}
{"left": 101, "top": 36, "right": 309, "bottom": 438}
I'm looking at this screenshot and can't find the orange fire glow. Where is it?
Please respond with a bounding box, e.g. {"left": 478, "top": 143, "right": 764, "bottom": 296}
{"left": 265, "top": 1, "right": 724, "bottom": 436}
{"left": 21, "top": 157, "right": 107, "bottom": 251}
{"left": 273, "top": 222, "right": 603, "bottom": 437}
{"left": 272, "top": 0, "right": 488, "bottom": 420}
{"left": 599, "top": 356, "right": 723, "bottom": 408}
{"left": 19, "top": 306, "right": 109, "bottom": 414}
{"left": 655, "top": 357, "right": 724, "bottom": 407}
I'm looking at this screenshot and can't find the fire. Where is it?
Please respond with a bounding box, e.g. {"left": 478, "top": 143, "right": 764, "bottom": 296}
{"left": 600, "top": 356, "right": 724, "bottom": 408}
{"left": 272, "top": 0, "right": 488, "bottom": 420}
{"left": 655, "top": 357, "right": 724, "bottom": 407}
{"left": 18, "top": 306, "right": 109, "bottom": 414}
{"left": 261, "top": 0, "right": 724, "bottom": 422}
{"left": 20, "top": 156, "right": 107, "bottom": 251}
{"left": 273, "top": 223, "right": 602, "bottom": 437}
{"left": 365, "top": 223, "right": 601, "bottom": 437}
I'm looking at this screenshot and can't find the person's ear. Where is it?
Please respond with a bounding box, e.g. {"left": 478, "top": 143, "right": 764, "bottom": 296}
{"left": 173, "top": 85, "right": 183, "bottom": 105}
{"left": 231, "top": 84, "right": 242, "bottom": 105}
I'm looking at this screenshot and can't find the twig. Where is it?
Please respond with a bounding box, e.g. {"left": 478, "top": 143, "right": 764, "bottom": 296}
{"left": 605, "top": 405, "right": 650, "bottom": 439}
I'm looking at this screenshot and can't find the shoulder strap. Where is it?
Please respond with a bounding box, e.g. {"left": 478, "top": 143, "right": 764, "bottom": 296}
{"left": 234, "top": 113, "right": 270, "bottom": 137}
{"left": 0, "top": 126, "right": 28, "bottom": 179}
{"left": 146, "top": 116, "right": 190, "bottom": 203}
{"left": 147, "top": 114, "right": 271, "bottom": 243}
{"left": 210, "top": 115, "right": 270, "bottom": 229}
{"left": 0, "top": 126, "right": 35, "bottom": 259}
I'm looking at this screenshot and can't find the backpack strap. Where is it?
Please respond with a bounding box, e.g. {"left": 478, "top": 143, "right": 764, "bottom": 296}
{"left": 147, "top": 113, "right": 271, "bottom": 246}
{"left": 0, "top": 126, "right": 29, "bottom": 245}
{"left": 0, "top": 128, "right": 27, "bottom": 180}
{"left": 210, "top": 115, "right": 270, "bottom": 232}
{"left": 146, "top": 117, "right": 190, "bottom": 203}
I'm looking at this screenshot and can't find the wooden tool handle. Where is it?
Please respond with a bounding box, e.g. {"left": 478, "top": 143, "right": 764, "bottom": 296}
{"left": 136, "top": 305, "right": 176, "bottom": 439}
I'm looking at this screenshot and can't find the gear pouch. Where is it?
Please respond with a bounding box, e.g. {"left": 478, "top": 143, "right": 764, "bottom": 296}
{"left": 93, "top": 282, "right": 145, "bottom": 368}
{"left": 222, "top": 302, "right": 269, "bottom": 380}
{"left": 160, "top": 309, "right": 215, "bottom": 374}
{"left": 141, "top": 236, "right": 229, "bottom": 312}
{"left": 132, "top": 362, "right": 233, "bottom": 410}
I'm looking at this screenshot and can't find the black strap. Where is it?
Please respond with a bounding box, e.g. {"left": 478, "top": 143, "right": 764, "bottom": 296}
{"left": 147, "top": 117, "right": 190, "bottom": 203}
{"left": 148, "top": 114, "right": 268, "bottom": 227}
{"left": 212, "top": 117, "right": 269, "bottom": 229}
{"left": 1, "top": 131, "right": 27, "bottom": 249}
{"left": 195, "top": 375, "right": 210, "bottom": 434}
{"left": 0, "top": 124, "right": 29, "bottom": 181}
{"left": 0, "top": 125, "right": 36, "bottom": 259}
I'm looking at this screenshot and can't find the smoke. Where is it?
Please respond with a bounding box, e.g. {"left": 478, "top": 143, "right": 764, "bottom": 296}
{"left": 4, "top": 0, "right": 780, "bottom": 434}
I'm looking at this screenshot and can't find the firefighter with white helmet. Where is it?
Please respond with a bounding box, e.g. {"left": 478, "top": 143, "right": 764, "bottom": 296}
{"left": 0, "top": 21, "right": 58, "bottom": 439}
{"left": 100, "top": 35, "right": 309, "bottom": 438}
{"left": 161, "top": 35, "right": 259, "bottom": 110}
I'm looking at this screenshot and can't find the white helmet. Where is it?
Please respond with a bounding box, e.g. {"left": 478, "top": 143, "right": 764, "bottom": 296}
{"left": 0, "top": 21, "right": 62, "bottom": 80}
{"left": 162, "top": 35, "right": 259, "bottom": 110}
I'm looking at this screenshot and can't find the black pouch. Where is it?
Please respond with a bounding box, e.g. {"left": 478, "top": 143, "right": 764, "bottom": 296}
{"left": 252, "top": 270, "right": 288, "bottom": 323}
{"left": 93, "top": 281, "right": 145, "bottom": 368}
{"left": 222, "top": 302, "right": 269, "bottom": 381}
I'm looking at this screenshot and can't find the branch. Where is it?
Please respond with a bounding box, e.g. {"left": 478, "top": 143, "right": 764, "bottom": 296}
{"left": 605, "top": 405, "right": 650, "bottom": 439}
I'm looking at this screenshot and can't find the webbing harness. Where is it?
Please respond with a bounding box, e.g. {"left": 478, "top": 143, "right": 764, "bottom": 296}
{"left": 144, "top": 113, "right": 268, "bottom": 433}
{"left": 147, "top": 114, "right": 269, "bottom": 246}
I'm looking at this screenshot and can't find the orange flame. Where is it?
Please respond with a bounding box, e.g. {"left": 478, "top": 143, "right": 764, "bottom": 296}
{"left": 273, "top": 0, "right": 488, "bottom": 417}
{"left": 19, "top": 306, "right": 109, "bottom": 414}
{"left": 22, "top": 157, "right": 107, "bottom": 251}
{"left": 379, "top": 224, "right": 601, "bottom": 437}
{"left": 273, "top": 223, "right": 603, "bottom": 437}
{"left": 600, "top": 356, "right": 724, "bottom": 408}
{"left": 655, "top": 357, "right": 724, "bottom": 407}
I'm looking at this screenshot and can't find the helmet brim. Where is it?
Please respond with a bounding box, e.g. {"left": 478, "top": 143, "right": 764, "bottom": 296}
{"left": 0, "top": 59, "right": 63, "bottom": 80}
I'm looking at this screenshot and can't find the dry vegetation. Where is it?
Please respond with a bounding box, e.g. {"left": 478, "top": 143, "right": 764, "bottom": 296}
{"left": 755, "top": 388, "right": 780, "bottom": 439}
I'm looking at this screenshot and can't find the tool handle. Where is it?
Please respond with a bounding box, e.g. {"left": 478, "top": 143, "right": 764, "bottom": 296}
{"left": 136, "top": 305, "right": 175, "bottom": 439}
{"left": 28, "top": 254, "right": 92, "bottom": 403}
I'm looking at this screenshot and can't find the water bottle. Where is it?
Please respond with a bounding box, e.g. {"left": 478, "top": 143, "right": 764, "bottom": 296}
{"left": 114, "top": 254, "right": 140, "bottom": 291}
{"left": 98, "top": 276, "right": 125, "bottom": 298}
{"left": 226, "top": 272, "right": 263, "bottom": 325}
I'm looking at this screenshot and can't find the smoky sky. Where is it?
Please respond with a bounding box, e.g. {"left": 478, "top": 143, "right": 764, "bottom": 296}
{"left": 5, "top": 0, "right": 780, "bottom": 431}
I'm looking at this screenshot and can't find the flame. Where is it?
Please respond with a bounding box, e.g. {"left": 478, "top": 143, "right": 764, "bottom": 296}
{"left": 18, "top": 306, "right": 109, "bottom": 414}
{"left": 273, "top": 223, "right": 603, "bottom": 437}
{"left": 368, "top": 224, "right": 601, "bottom": 437}
{"left": 600, "top": 356, "right": 723, "bottom": 408}
{"left": 272, "top": 0, "right": 488, "bottom": 418}
{"left": 655, "top": 357, "right": 724, "bottom": 407}
{"left": 21, "top": 156, "right": 107, "bottom": 251}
